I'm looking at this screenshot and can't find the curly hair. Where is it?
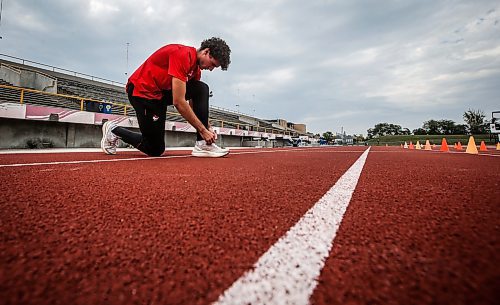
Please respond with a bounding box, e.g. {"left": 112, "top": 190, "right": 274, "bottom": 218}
{"left": 200, "top": 37, "right": 231, "bottom": 71}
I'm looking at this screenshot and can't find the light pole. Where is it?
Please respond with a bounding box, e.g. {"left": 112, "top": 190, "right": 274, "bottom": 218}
{"left": 125, "top": 42, "right": 130, "bottom": 76}
{"left": 252, "top": 94, "right": 256, "bottom": 117}
{"left": 0, "top": 0, "right": 4, "bottom": 39}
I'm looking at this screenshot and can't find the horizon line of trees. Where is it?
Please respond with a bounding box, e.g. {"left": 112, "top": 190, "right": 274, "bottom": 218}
{"left": 366, "top": 109, "right": 490, "bottom": 139}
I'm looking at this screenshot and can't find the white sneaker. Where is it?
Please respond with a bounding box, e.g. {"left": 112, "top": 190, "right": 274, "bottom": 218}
{"left": 191, "top": 140, "right": 229, "bottom": 157}
{"left": 101, "top": 121, "right": 120, "bottom": 155}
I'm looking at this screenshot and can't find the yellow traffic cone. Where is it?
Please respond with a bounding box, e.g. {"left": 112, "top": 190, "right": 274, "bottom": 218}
{"left": 416, "top": 141, "right": 421, "bottom": 150}
{"left": 465, "top": 136, "right": 478, "bottom": 154}
{"left": 424, "top": 140, "right": 432, "bottom": 150}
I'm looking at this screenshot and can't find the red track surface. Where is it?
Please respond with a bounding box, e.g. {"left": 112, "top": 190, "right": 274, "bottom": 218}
{"left": 1, "top": 146, "right": 499, "bottom": 305}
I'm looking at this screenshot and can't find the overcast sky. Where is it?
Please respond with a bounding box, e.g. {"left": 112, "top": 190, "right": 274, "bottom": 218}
{"left": 1, "top": 0, "right": 499, "bottom": 135}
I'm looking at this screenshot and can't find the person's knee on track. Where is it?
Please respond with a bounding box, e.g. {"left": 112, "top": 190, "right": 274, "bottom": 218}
{"left": 148, "top": 143, "right": 165, "bottom": 157}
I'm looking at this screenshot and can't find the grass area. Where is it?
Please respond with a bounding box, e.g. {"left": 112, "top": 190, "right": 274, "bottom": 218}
{"left": 366, "top": 134, "right": 498, "bottom": 146}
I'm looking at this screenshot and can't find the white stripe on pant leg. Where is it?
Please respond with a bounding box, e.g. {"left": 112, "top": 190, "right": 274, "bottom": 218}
{"left": 214, "top": 147, "right": 371, "bottom": 305}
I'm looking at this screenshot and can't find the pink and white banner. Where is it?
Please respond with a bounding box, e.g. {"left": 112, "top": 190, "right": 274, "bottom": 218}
{"left": 25, "top": 105, "right": 94, "bottom": 124}
{"left": 0, "top": 103, "right": 26, "bottom": 119}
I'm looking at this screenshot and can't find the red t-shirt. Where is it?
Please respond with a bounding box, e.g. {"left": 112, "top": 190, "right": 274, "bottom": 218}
{"left": 127, "top": 44, "right": 201, "bottom": 100}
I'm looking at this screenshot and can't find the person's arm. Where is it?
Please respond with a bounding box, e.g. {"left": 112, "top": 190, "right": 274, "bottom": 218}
{"left": 172, "top": 77, "right": 216, "bottom": 144}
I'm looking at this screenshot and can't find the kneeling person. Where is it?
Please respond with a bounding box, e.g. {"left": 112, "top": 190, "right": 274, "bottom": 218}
{"left": 101, "top": 37, "right": 231, "bottom": 158}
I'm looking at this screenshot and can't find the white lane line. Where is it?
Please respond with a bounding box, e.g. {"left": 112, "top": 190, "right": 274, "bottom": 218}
{"left": 0, "top": 148, "right": 366, "bottom": 168}
{"left": 213, "top": 147, "right": 371, "bottom": 305}
{"left": 0, "top": 146, "right": 359, "bottom": 155}
{"left": 0, "top": 154, "right": 191, "bottom": 168}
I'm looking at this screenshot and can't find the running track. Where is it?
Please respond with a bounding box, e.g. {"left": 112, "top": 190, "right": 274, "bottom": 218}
{"left": 1, "top": 146, "right": 499, "bottom": 305}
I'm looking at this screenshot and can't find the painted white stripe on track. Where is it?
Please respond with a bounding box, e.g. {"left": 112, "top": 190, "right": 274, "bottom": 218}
{"left": 0, "top": 148, "right": 364, "bottom": 168}
{"left": 213, "top": 147, "right": 371, "bottom": 305}
{"left": 0, "top": 154, "right": 191, "bottom": 168}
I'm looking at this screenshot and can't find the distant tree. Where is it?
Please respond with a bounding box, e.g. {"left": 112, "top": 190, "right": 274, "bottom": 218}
{"left": 388, "top": 123, "right": 403, "bottom": 135}
{"left": 422, "top": 119, "right": 459, "bottom": 135}
{"left": 463, "top": 109, "right": 487, "bottom": 134}
{"left": 322, "top": 131, "right": 334, "bottom": 143}
{"left": 413, "top": 128, "right": 427, "bottom": 135}
{"left": 367, "top": 122, "right": 405, "bottom": 138}
{"left": 367, "top": 128, "right": 375, "bottom": 139}
{"left": 437, "top": 119, "right": 457, "bottom": 135}
{"left": 369, "top": 123, "right": 387, "bottom": 138}
{"left": 352, "top": 134, "right": 365, "bottom": 144}
{"left": 401, "top": 128, "right": 411, "bottom": 135}
{"left": 452, "top": 124, "right": 468, "bottom": 134}
{"left": 423, "top": 119, "right": 440, "bottom": 134}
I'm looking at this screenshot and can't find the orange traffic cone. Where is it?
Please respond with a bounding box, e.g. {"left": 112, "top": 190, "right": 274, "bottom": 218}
{"left": 424, "top": 140, "right": 432, "bottom": 150}
{"left": 454, "top": 143, "right": 458, "bottom": 149}
{"left": 497, "top": 142, "right": 500, "bottom": 150}
{"left": 479, "top": 141, "right": 487, "bottom": 151}
{"left": 457, "top": 142, "right": 463, "bottom": 150}
{"left": 440, "top": 138, "right": 449, "bottom": 152}
{"left": 465, "top": 136, "right": 478, "bottom": 154}
{"left": 409, "top": 142, "right": 415, "bottom": 149}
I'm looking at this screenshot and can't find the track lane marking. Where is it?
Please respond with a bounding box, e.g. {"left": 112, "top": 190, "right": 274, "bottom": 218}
{"left": 213, "top": 147, "right": 371, "bottom": 305}
{"left": 0, "top": 154, "right": 191, "bottom": 168}
{"left": 0, "top": 148, "right": 365, "bottom": 168}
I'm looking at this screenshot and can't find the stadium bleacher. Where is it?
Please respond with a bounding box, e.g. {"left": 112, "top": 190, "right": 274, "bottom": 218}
{"left": 57, "top": 77, "right": 128, "bottom": 103}
{"left": 0, "top": 83, "right": 81, "bottom": 110}
{"left": 0, "top": 79, "right": 13, "bottom": 86}
{"left": 0, "top": 56, "right": 303, "bottom": 137}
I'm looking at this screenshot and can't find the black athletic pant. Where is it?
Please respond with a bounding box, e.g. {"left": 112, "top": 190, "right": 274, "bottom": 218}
{"left": 112, "top": 80, "right": 210, "bottom": 157}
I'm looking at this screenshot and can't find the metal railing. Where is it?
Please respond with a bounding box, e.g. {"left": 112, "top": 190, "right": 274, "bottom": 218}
{"left": 0, "top": 53, "right": 126, "bottom": 87}
{"left": 0, "top": 83, "right": 130, "bottom": 114}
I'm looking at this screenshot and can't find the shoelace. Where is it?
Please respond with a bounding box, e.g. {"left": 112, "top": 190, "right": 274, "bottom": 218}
{"left": 108, "top": 133, "right": 119, "bottom": 146}
{"left": 198, "top": 144, "right": 216, "bottom": 151}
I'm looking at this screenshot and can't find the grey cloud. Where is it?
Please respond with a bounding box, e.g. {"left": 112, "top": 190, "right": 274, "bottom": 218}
{"left": 1, "top": 0, "right": 499, "bottom": 135}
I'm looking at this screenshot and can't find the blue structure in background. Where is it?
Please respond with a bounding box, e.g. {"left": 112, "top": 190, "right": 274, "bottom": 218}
{"left": 99, "top": 102, "right": 112, "bottom": 114}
